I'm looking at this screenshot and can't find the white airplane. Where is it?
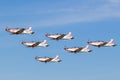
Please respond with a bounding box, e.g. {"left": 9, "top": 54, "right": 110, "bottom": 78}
{"left": 87, "top": 39, "right": 116, "bottom": 47}
{"left": 35, "top": 55, "right": 61, "bottom": 63}
{"left": 45, "top": 32, "right": 74, "bottom": 40}
{"left": 64, "top": 45, "right": 92, "bottom": 53}
{"left": 21, "top": 40, "right": 49, "bottom": 48}
{"left": 5, "top": 27, "right": 34, "bottom": 34}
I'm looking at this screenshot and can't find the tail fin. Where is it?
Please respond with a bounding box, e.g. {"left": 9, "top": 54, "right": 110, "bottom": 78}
{"left": 109, "top": 39, "right": 114, "bottom": 44}
{"left": 67, "top": 32, "right": 72, "bottom": 37}
{"left": 85, "top": 45, "right": 90, "bottom": 49}
{"left": 28, "top": 27, "right": 32, "bottom": 31}
{"left": 54, "top": 55, "right": 59, "bottom": 60}
{"left": 43, "top": 40, "right": 47, "bottom": 44}
{"left": 53, "top": 55, "right": 61, "bottom": 62}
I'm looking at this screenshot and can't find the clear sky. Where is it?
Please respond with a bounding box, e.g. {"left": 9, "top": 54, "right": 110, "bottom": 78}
{"left": 0, "top": 0, "right": 120, "bottom": 80}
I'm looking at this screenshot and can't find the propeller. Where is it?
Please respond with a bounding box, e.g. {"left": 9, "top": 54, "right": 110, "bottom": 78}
{"left": 64, "top": 47, "right": 68, "bottom": 50}
{"left": 87, "top": 39, "right": 90, "bottom": 44}
{"left": 5, "top": 26, "right": 9, "bottom": 31}
{"left": 35, "top": 56, "right": 38, "bottom": 60}
{"left": 21, "top": 41, "right": 25, "bottom": 44}
{"left": 45, "top": 33, "right": 49, "bottom": 37}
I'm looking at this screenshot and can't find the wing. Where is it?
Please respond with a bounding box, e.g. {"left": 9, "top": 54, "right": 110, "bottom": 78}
{"left": 55, "top": 34, "right": 66, "bottom": 40}
{"left": 75, "top": 48, "right": 84, "bottom": 52}
{"left": 15, "top": 28, "right": 25, "bottom": 34}
{"left": 89, "top": 41, "right": 106, "bottom": 47}
{"left": 99, "top": 42, "right": 108, "bottom": 46}
{"left": 70, "top": 48, "right": 84, "bottom": 53}
{"left": 65, "top": 47, "right": 83, "bottom": 53}
{"left": 31, "top": 42, "right": 40, "bottom": 47}
{"left": 44, "top": 58, "right": 53, "bottom": 62}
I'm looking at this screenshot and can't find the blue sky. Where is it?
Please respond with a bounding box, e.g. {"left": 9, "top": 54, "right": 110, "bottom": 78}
{"left": 0, "top": 0, "right": 120, "bottom": 80}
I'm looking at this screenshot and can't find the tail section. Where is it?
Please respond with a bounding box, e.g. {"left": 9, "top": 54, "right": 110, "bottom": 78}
{"left": 108, "top": 39, "right": 114, "bottom": 44}
{"left": 82, "top": 45, "right": 92, "bottom": 52}
{"left": 85, "top": 45, "right": 90, "bottom": 49}
{"left": 42, "top": 40, "right": 47, "bottom": 44}
{"left": 63, "top": 32, "right": 74, "bottom": 39}
{"left": 106, "top": 39, "right": 116, "bottom": 47}
{"left": 28, "top": 27, "right": 32, "bottom": 31}
{"left": 38, "top": 40, "right": 49, "bottom": 47}
{"left": 67, "top": 32, "right": 72, "bottom": 37}
{"left": 53, "top": 55, "right": 61, "bottom": 62}
{"left": 54, "top": 55, "right": 59, "bottom": 60}
{"left": 51, "top": 55, "right": 61, "bottom": 62}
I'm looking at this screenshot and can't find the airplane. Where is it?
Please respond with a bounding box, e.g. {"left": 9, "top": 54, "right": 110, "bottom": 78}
{"left": 35, "top": 55, "right": 61, "bottom": 63}
{"left": 87, "top": 39, "right": 116, "bottom": 48}
{"left": 5, "top": 27, "right": 34, "bottom": 34}
{"left": 45, "top": 32, "right": 74, "bottom": 40}
{"left": 21, "top": 40, "right": 49, "bottom": 48}
{"left": 64, "top": 45, "right": 92, "bottom": 53}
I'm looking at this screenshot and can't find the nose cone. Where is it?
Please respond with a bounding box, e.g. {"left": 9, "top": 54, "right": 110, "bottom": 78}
{"left": 5, "top": 27, "right": 8, "bottom": 31}
{"left": 87, "top": 41, "right": 90, "bottom": 44}
{"left": 35, "top": 56, "right": 38, "bottom": 60}
{"left": 45, "top": 34, "right": 48, "bottom": 37}
{"left": 21, "top": 42, "right": 24, "bottom": 44}
{"left": 45, "top": 33, "right": 50, "bottom": 37}
{"left": 64, "top": 48, "right": 67, "bottom": 50}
